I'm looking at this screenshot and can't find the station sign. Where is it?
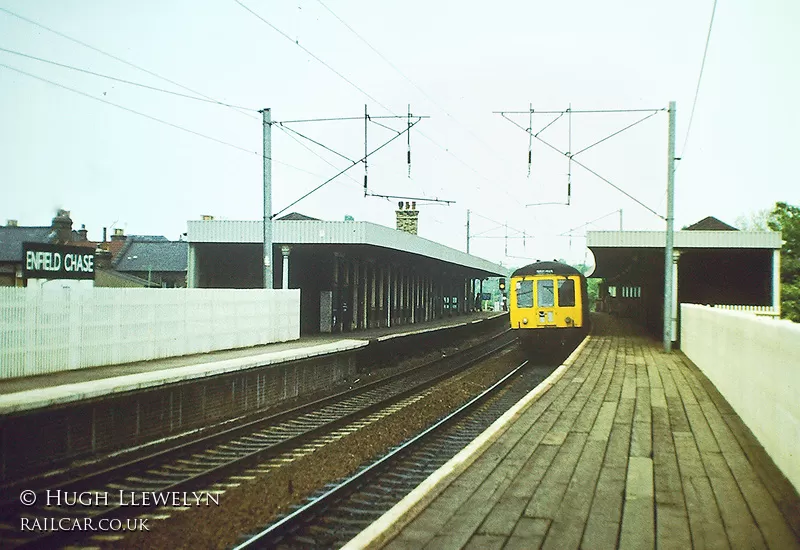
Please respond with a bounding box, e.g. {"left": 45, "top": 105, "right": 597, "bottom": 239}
{"left": 23, "top": 242, "right": 95, "bottom": 280}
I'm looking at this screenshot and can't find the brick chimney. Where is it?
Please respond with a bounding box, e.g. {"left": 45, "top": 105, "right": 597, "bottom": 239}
{"left": 51, "top": 209, "right": 73, "bottom": 244}
{"left": 6, "top": 219, "right": 18, "bottom": 227}
{"left": 395, "top": 201, "right": 419, "bottom": 235}
{"left": 77, "top": 224, "right": 88, "bottom": 241}
{"left": 94, "top": 246, "right": 112, "bottom": 269}
{"left": 111, "top": 228, "right": 126, "bottom": 242}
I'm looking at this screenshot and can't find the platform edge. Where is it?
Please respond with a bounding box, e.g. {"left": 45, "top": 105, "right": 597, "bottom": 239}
{"left": 341, "top": 334, "right": 592, "bottom": 550}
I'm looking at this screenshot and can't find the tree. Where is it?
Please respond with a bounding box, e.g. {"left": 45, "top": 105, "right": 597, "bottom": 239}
{"left": 766, "top": 202, "right": 800, "bottom": 322}
{"left": 572, "top": 261, "right": 601, "bottom": 311}
{"left": 734, "top": 209, "right": 771, "bottom": 231}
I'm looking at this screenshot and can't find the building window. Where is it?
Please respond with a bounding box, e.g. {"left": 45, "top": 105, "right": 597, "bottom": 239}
{"left": 621, "top": 286, "right": 641, "bottom": 298}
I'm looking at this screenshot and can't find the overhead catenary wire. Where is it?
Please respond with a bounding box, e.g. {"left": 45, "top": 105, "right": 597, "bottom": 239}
{"left": 276, "top": 107, "right": 453, "bottom": 204}
{"left": 274, "top": 124, "right": 365, "bottom": 187}
{"left": 278, "top": 124, "right": 357, "bottom": 163}
{"left": 558, "top": 209, "right": 623, "bottom": 236}
{"left": 535, "top": 131, "right": 664, "bottom": 220}
{"left": 315, "top": 0, "right": 517, "bottom": 167}
{"left": 496, "top": 108, "right": 666, "bottom": 115}
{"left": 234, "top": 0, "right": 522, "bottom": 206}
{"left": 572, "top": 111, "right": 661, "bottom": 157}
{"left": 1, "top": 62, "right": 258, "bottom": 155}
{"left": 0, "top": 6, "right": 403, "bottom": 191}
{"left": 272, "top": 119, "right": 422, "bottom": 219}
{"left": 0, "top": 6, "right": 259, "bottom": 121}
{"left": 498, "top": 111, "right": 666, "bottom": 220}
{"left": 680, "top": 0, "right": 718, "bottom": 162}
{"left": 0, "top": 62, "right": 332, "bottom": 177}
{"left": 0, "top": 46, "right": 258, "bottom": 111}
{"left": 233, "top": 0, "right": 391, "bottom": 114}
{"left": 467, "top": 210, "right": 528, "bottom": 241}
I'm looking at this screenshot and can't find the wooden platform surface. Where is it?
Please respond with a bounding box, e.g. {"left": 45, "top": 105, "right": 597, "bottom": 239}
{"left": 382, "top": 313, "right": 800, "bottom": 549}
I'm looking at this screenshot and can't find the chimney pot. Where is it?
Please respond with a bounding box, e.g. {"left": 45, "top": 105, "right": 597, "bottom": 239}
{"left": 6, "top": 219, "right": 18, "bottom": 227}
{"left": 51, "top": 209, "right": 73, "bottom": 244}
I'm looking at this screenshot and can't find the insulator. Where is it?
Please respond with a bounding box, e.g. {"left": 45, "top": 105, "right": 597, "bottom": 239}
{"left": 363, "top": 174, "right": 368, "bottom": 190}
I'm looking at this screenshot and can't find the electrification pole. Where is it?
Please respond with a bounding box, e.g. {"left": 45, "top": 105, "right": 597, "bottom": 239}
{"left": 663, "top": 101, "right": 676, "bottom": 352}
{"left": 262, "top": 108, "right": 273, "bottom": 289}
{"left": 466, "top": 209, "right": 471, "bottom": 254}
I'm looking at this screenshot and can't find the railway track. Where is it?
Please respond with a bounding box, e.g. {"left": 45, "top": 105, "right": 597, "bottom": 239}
{"left": 0, "top": 329, "right": 516, "bottom": 549}
{"left": 231, "top": 357, "right": 559, "bottom": 549}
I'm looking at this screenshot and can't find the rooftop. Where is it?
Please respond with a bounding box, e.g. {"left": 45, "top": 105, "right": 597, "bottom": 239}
{"left": 188, "top": 219, "right": 508, "bottom": 277}
{"left": 114, "top": 240, "right": 188, "bottom": 272}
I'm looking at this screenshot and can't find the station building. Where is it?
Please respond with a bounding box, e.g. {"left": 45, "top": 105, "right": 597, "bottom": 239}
{"left": 587, "top": 216, "right": 782, "bottom": 342}
{"left": 186, "top": 210, "right": 509, "bottom": 335}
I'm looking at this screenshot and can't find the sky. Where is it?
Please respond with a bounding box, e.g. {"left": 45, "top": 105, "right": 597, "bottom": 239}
{"left": 1, "top": 0, "right": 798, "bottom": 269}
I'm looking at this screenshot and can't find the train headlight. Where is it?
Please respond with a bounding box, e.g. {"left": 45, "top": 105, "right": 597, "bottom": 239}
{"left": 522, "top": 317, "right": 528, "bottom": 325}
{"left": 565, "top": 316, "right": 572, "bottom": 324}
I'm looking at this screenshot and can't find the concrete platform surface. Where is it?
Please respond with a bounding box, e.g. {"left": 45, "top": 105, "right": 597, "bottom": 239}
{"left": 0, "top": 311, "right": 505, "bottom": 414}
{"left": 349, "top": 313, "right": 800, "bottom": 550}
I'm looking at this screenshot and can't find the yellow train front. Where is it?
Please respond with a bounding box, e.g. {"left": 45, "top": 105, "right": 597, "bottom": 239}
{"left": 509, "top": 261, "right": 590, "bottom": 354}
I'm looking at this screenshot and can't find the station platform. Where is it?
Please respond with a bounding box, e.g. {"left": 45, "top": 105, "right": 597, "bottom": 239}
{"left": 349, "top": 313, "right": 800, "bottom": 549}
{"left": 0, "top": 311, "right": 506, "bottom": 414}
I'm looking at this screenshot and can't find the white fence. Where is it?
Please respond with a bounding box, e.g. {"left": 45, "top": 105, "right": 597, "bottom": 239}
{"left": 711, "top": 304, "right": 780, "bottom": 318}
{"left": 681, "top": 304, "right": 800, "bottom": 492}
{"left": 0, "top": 288, "right": 300, "bottom": 379}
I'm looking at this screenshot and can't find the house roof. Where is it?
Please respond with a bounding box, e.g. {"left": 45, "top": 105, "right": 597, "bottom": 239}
{"left": 277, "top": 212, "right": 319, "bottom": 221}
{"left": 683, "top": 216, "right": 738, "bottom": 231}
{"left": 114, "top": 240, "right": 188, "bottom": 272}
{"left": 127, "top": 235, "right": 169, "bottom": 241}
{"left": 0, "top": 225, "right": 100, "bottom": 263}
{"left": 68, "top": 240, "right": 99, "bottom": 249}
{"left": 0, "top": 226, "right": 53, "bottom": 262}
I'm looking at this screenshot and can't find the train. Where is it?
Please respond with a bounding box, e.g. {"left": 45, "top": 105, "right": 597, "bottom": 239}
{"left": 508, "top": 260, "right": 590, "bottom": 354}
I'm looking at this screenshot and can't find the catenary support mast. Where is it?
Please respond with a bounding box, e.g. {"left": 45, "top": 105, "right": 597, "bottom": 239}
{"left": 262, "top": 108, "right": 273, "bottom": 289}
{"left": 663, "top": 101, "right": 676, "bottom": 351}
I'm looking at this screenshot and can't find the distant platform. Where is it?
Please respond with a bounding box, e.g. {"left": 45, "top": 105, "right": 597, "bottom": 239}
{"left": 0, "top": 311, "right": 506, "bottom": 415}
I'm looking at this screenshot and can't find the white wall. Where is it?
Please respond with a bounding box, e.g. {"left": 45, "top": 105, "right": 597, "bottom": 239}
{"left": 681, "top": 304, "right": 800, "bottom": 491}
{"left": 0, "top": 287, "right": 300, "bottom": 379}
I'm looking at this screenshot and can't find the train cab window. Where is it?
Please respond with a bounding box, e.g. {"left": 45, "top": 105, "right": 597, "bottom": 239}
{"left": 557, "top": 279, "right": 576, "bottom": 307}
{"left": 537, "top": 279, "right": 555, "bottom": 307}
{"left": 516, "top": 280, "right": 533, "bottom": 308}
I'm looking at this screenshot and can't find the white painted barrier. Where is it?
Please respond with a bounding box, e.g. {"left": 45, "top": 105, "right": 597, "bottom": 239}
{"left": 0, "top": 287, "right": 300, "bottom": 379}
{"left": 681, "top": 304, "right": 800, "bottom": 492}
{"left": 711, "top": 304, "right": 780, "bottom": 318}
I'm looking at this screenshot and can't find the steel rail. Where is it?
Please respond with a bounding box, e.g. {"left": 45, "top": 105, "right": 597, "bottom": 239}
{"left": 2, "top": 330, "right": 514, "bottom": 549}
{"left": 233, "top": 354, "right": 529, "bottom": 548}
